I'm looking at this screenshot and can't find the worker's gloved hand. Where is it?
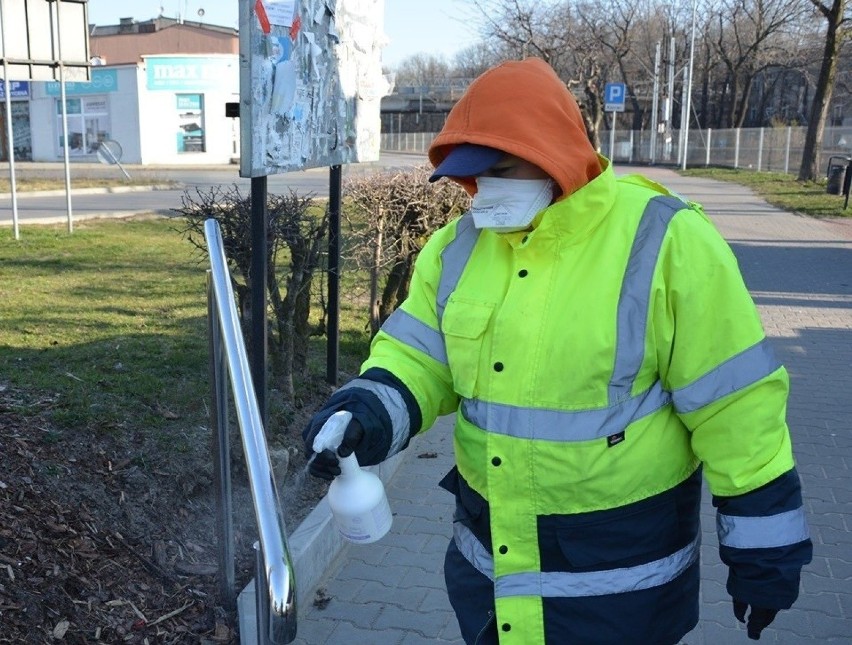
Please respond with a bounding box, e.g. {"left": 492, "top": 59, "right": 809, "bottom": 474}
{"left": 303, "top": 414, "right": 366, "bottom": 480}
{"left": 733, "top": 601, "right": 778, "bottom": 640}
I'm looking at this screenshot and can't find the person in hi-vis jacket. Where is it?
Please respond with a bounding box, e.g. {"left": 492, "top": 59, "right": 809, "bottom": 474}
{"left": 303, "top": 57, "right": 812, "bottom": 645}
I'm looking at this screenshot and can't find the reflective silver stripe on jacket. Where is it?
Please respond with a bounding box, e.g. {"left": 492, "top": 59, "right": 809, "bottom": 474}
{"left": 609, "top": 195, "right": 683, "bottom": 404}
{"left": 454, "top": 523, "right": 495, "bottom": 580}
{"left": 337, "top": 377, "right": 411, "bottom": 457}
{"left": 672, "top": 338, "right": 781, "bottom": 413}
{"left": 461, "top": 380, "right": 671, "bottom": 442}
{"left": 381, "top": 308, "right": 448, "bottom": 365}
{"left": 377, "top": 214, "right": 478, "bottom": 364}
{"left": 437, "top": 214, "right": 481, "bottom": 325}
{"left": 453, "top": 522, "right": 700, "bottom": 597}
{"left": 717, "top": 508, "right": 810, "bottom": 549}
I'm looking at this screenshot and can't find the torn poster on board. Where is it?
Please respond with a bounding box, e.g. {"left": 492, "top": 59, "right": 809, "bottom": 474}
{"left": 240, "top": 0, "right": 390, "bottom": 177}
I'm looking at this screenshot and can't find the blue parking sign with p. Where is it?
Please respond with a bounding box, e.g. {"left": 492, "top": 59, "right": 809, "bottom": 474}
{"left": 605, "top": 82, "right": 626, "bottom": 112}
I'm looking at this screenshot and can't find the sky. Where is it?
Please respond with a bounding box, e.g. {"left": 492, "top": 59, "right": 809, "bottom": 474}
{"left": 85, "top": 0, "right": 482, "bottom": 68}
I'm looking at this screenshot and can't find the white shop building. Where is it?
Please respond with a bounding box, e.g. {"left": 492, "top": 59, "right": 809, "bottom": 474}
{"left": 28, "top": 54, "right": 239, "bottom": 165}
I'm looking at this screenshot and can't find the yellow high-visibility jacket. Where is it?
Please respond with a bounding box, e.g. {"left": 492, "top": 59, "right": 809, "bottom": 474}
{"left": 350, "top": 160, "right": 810, "bottom": 644}
{"left": 314, "top": 58, "right": 811, "bottom": 645}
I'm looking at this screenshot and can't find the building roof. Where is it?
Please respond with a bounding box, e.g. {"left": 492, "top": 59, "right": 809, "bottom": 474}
{"left": 89, "top": 17, "right": 238, "bottom": 65}
{"left": 90, "top": 16, "right": 237, "bottom": 37}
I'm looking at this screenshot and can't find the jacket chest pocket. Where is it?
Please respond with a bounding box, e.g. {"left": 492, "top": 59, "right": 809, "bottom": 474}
{"left": 441, "top": 298, "right": 494, "bottom": 399}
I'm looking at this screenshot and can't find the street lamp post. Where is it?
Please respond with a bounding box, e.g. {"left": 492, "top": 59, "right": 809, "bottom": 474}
{"left": 681, "top": 0, "right": 698, "bottom": 170}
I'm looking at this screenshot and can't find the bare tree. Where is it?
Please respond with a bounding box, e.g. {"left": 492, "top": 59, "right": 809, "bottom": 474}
{"left": 452, "top": 42, "right": 504, "bottom": 81}
{"left": 391, "top": 53, "right": 453, "bottom": 88}
{"left": 798, "top": 0, "right": 851, "bottom": 181}
{"left": 471, "top": 0, "right": 615, "bottom": 148}
{"left": 710, "top": 0, "right": 808, "bottom": 127}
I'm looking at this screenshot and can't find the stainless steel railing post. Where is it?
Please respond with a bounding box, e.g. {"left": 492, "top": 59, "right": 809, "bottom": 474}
{"left": 205, "top": 219, "right": 297, "bottom": 644}
{"left": 208, "top": 271, "right": 236, "bottom": 611}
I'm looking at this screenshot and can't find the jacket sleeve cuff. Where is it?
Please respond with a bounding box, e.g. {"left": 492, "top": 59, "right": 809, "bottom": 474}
{"left": 713, "top": 468, "right": 813, "bottom": 608}
{"left": 302, "top": 384, "right": 393, "bottom": 466}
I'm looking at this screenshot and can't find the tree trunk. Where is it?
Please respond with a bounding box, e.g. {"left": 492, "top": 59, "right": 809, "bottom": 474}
{"left": 734, "top": 76, "right": 755, "bottom": 129}
{"left": 798, "top": 0, "right": 845, "bottom": 182}
{"left": 378, "top": 259, "right": 409, "bottom": 329}
{"left": 369, "top": 212, "right": 384, "bottom": 337}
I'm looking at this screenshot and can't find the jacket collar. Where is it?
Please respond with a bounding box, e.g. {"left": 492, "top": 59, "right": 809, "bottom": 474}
{"left": 500, "top": 156, "right": 617, "bottom": 248}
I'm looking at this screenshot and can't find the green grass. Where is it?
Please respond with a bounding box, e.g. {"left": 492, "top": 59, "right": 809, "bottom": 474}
{"left": 678, "top": 167, "right": 851, "bottom": 218}
{"left": 0, "top": 216, "right": 370, "bottom": 441}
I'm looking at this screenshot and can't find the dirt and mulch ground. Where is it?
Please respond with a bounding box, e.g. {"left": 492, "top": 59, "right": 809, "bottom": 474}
{"left": 0, "top": 384, "right": 329, "bottom": 644}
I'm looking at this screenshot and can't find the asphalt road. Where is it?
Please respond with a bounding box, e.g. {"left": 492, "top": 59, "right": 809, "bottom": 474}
{"left": 0, "top": 152, "right": 426, "bottom": 226}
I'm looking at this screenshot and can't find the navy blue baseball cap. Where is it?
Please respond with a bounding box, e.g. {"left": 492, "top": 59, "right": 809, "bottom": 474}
{"left": 428, "top": 143, "right": 504, "bottom": 182}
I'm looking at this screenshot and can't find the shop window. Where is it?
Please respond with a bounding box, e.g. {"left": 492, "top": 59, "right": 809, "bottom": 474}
{"left": 177, "top": 94, "right": 205, "bottom": 153}
{"left": 56, "top": 96, "right": 110, "bottom": 156}
{"left": 1, "top": 101, "right": 32, "bottom": 161}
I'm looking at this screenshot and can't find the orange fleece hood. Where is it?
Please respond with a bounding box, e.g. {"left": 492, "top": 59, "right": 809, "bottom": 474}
{"left": 428, "top": 58, "right": 601, "bottom": 198}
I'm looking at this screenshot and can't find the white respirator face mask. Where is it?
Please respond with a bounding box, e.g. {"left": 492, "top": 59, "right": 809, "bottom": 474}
{"left": 470, "top": 177, "right": 555, "bottom": 233}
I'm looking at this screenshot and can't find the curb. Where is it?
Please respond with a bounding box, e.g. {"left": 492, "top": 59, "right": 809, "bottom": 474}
{"left": 0, "top": 184, "right": 177, "bottom": 199}
{"left": 236, "top": 449, "right": 410, "bottom": 643}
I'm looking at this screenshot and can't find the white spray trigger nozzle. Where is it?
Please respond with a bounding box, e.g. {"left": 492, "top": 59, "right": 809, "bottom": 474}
{"left": 312, "top": 410, "right": 353, "bottom": 456}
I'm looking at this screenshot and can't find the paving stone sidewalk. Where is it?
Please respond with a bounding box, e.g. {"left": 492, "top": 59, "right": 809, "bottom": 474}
{"left": 293, "top": 167, "right": 852, "bottom": 645}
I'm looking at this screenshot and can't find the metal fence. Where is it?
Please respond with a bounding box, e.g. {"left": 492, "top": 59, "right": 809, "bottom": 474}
{"left": 380, "top": 126, "right": 852, "bottom": 177}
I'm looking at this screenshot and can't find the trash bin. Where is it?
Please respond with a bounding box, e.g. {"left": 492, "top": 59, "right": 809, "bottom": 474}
{"left": 826, "top": 156, "right": 851, "bottom": 195}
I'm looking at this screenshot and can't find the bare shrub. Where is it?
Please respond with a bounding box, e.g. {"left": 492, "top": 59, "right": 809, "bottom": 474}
{"left": 175, "top": 185, "right": 327, "bottom": 403}
{"left": 343, "top": 165, "right": 469, "bottom": 335}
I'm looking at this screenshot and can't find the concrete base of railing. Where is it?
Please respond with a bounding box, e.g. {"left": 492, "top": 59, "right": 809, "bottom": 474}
{"left": 238, "top": 449, "right": 409, "bottom": 643}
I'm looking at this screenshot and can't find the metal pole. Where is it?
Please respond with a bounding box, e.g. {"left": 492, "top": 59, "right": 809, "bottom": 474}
{"left": 650, "top": 41, "right": 661, "bottom": 164}
{"left": 706, "top": 128, "right": 712, "bottom": 167}
{"left": 327, "top": 165, "right": 342, "bottom": 385}
{"left": 666, "top": 37, "right": 675, "bottom": 161}
{"left": 0, "top": 2, "right": 19, "bottom": 240}
{"left": 629, "top": 129, "right": 634, "bottom": 164}
{"left": 254, "top": 543, "right": 270, "bottom": 645}
{"left": 757, "top": 127, "right": 764, "bottom": 172}
{"left": 682, "top": 0, "right": 698, "bottom": 170}
{"left": 734, "top": 128, "right": 741, "bottom": 168}
{"left": 208, "top": 272, "right": 235, "bottom": 612}
{"left": 1, "top": 84, "right": 18, "bottom": 239}
{"left": 678, "top": 68, "right": 687, "bottom": 166}
{"left": 250, "top": 175, "right": 268, "bottom": 427}
{"left": 784, "top": 126, "right": 792, "bottom": 174}
{"left": 55, "top": 0, "right": 73, "bottom": 233}
{"left": 609, "top": 112, "right": 616, "bottom": 160}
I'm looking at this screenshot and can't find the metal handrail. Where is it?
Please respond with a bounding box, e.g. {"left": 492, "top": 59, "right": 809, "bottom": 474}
{"left": 204, "top": 218, "right": 297, "bottom": 644}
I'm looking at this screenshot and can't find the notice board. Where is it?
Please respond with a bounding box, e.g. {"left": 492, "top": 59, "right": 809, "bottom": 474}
{"left": 239, "top": 0, "right": 389, "bottom": 177}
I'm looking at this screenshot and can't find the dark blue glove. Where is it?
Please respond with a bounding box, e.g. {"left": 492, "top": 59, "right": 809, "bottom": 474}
{"left": 733, "top": 601, "right": 778, "bottom": 640}
{"left": 303, "top": 415, "right": 366, "bottom": 481}
{"left": 301, "top": 383, "right": 394, "bottom": 479}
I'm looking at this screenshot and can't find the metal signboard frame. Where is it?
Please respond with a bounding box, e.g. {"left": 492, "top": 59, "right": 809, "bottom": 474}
{"left": 0, "top": 0, "right": 90, "bottom": 82}
{"left": 0, "top": 0, "right": 91, "bottom": 238}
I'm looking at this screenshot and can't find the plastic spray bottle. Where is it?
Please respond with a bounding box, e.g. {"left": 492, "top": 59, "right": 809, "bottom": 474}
{"left": 312, "top": 410, "right": 393, "bottom": 544}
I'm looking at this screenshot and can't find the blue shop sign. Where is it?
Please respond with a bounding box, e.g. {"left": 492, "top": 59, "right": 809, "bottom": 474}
{"left": 146, "top": 57, "right": 237, "bottom": 91}
{"left": 0, "top": 81, "right": 30, "bottom": 99}
{"left": 46, "top": 69, "right": 118, "bottom": 96}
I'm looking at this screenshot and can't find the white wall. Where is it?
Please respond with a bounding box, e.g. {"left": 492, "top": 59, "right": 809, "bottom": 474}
{"left": 137, "top": 55, "right": 239, "bottom": 165}
{"left": 107, "top": 68, "right": 143, "bottom": 163}
{"left": 137, "top": 86, "right": 238, "bottom": 165}
{"left": 27, "top": 57, "right": 239, "bottom": 166}
{"left": 28, "top": 88, "right": 56, "bottom": 162}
